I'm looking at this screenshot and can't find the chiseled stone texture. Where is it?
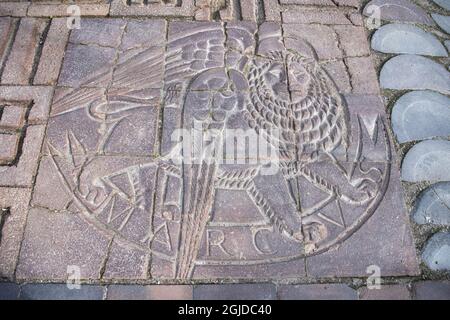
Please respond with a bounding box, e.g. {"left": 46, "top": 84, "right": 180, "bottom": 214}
{"left": 0, "top": 188, "right": 31, "bottom": 279}
{"left": 283, "top": 8, "right": 353, "bottom": 25}
{"left": 5, "top": 19, "right": 419, "bottom": 283}
{"left": 16, "top": 208, "right": 111, "bottom": 280}
{"left": 278, "top": 284, "right": 357, "bottom": 300}
{"left": 27, "top": 3, "right": 110, "bottom": 17}
{"left": 412, "top": 182, "right": 450, "bottom": 226}
{"left": 1, "top": 18, "right": 47, "bottom": 85}
{"left": 363, "top": 0, "right": 435, "bottom": 26}
{"left": 34, "top": 18, "right": 70, "bottom": 86}
{"left": 0, "top": 2, "right": 29, "bottom": 17}
{"left": 371, "top": 23, "right": 447, "bottom": 57}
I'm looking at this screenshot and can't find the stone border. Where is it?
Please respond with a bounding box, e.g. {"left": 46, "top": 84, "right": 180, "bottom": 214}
{"left": 0, "top": 281, "right": 449, "bottom": 300}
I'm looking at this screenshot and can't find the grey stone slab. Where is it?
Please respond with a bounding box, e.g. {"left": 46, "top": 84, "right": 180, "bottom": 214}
{"left": 363, "top": 0, "right": 435, "bottom": 26}
{"left": 69, "top": 18, "right": 126, "bottom": 48}
{"left": 27, "top": 4, "right": 110, "bottom": 17}
{"left": 391, "top": 90, "right": 450, "bottom": 143}
{"left": 371, "top": 23, "right": 447, "bottom": 57}
{"left": 445, "top": 40, "right": 450, "bottom": 52}
{"left": 0, "top": 188, "right": 31, "bottom": 279}
{"left": 107, "top": 285, "right": 193, "bottom": 300}
{"left": 16, "top": 207, "right": 111, "bottom": 280}
{"left": 0, "top": 283, "right": 20, "bottom": 300}
{"left": 34, "top": 18, "right": 71, "bottom": 86}
{"left": 412, "top": 182, "right": 450, "bottom": 226}
{"left": 346, "top": 56, "right": 380, "bottom": 94}
{"left": 433, "top": 0, "right": 450, "bottom": 11}
{"left": 432, "top": 14, "right": 450, "bottom": 34}
{"left": 401, "top": 140, "right": 450, "bottom": 182}
{"left": 422, "top": 232, "right": 450, "bottom": 271}
{"left": 0, "top": 125, "right": 46, "bottom": 187}
{"left": 333, "top": 25, "right": 370, "bottom": 57}
{"left": 282, "top": 8, "right": 353, "bottom": 25}
{"left": 278, "top": 284, "right": 357, "bottom": 300}
{"left": 20, "top": 284, "right": 104, "bottom": 300}
{"left": 0, "top": 2, "right": 29, "bottom": 17}
{"left": 306, "top": 168, "right": 420, "bottom": 277}
{"left": 120, "top": 19, "right": 166, "bottom": 50}
{"left": 14, "top": 21, "right": 419, "bottom": 282}
{"left": 102, "top": 242, "right": 148, "bottom": 280}
{"left": 380, "top": 55, "right": 450, "bottom": 95}
{"left": 194, "top": 284, "right": 276, "bottom": 300}
{"left": 58, "top": 44, "right": 116, "bottom": 88}
{"left": 413, "top": 281, "right": 450, "bottom": 300}
{"left": 283, "top": 24, "right": 342, "bottom": 61}
{"left": 0, "top": 17, "right": 15, "bottom": 70}
{"left": 358, "top": 284, "right": 411, "bottom": 300}
{"left": 1, "top": 18, "right": 47, "bottom": 85}
{"left": 109, "top": 0, "right": 195, "bottom": 17}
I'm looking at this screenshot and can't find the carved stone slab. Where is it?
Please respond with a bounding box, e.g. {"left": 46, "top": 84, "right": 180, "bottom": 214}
{"left": 18, "top": 20, "right": 419, "bottom": 280}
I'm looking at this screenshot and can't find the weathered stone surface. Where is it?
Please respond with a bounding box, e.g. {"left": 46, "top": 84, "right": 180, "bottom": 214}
{"left": 34, "top": 18, "right": 70, "bottom": 85}
{"left": 0, "top": 20, "right": 418, "bottom": 283}
{"left": 283, "top": 24, "right": 342, "bottom": 60}
{"left": 401, "top": 140, "right": 450, "bottom": 182}
{"left": 283, "top": 8, "right": 353, "bottom": 24}
{"left": 412, "top": 182, "right": 450, "bottom": 226}
{"left": 432, "top": 14, "right": 450, "bottom": 34}
{"left": 109, "top": 0, "right": 195, "bottom": 17}
{"left": 391, "top": 90, "right": 450, "bottom": 143}
{"left": 358, "top": 285, "right": 411, "bottom": 300}
{"left": 27, "top": 3, "right": 110, "bottom": 17}
{"left": 0, "top": 2, "right": 29, "bottom": 17}
{"left": 346, "top": 56, "right": 380, "bottom": 94}
{"left": 307, "top": 168, "right": 420, "bottom": 277}
{"left": 334, "top": 25, "right": 370, "bottom": 57}
{"left": 0, "top": 283, "right": 20, "bottom": 300}
{"left": 371, "top": 23, "right": 447, "bottom": 57}
{"left": 445, "top": 40, "right": 450, "bottom": 52}
{"left": 413, "top": 281, "right": 450, "bottom": 300}
{"left": 263, "top": 0, "right": 281, "bottom": 21}
{"left": 58, "top": 44, "right": 116, "bottom": 88}
{"left": 107, "top": 285, "right": 193, "bottom": 300}
{"left": 0, "top": 17, "right": 15, "bottom": 71}
{"left": 16, "top": 208, "right": 111, "bottom": 280}
{"left": 433, "top": 0, "right": 450, "bottom": 11}
{"left": 0, "top": 188, "right": 31, "bottom": 279}
{"left": 1, "top": 18, "right": 47, "bottom": 85}
{"left": 194, "top": 284, "right": 276, "bottom": 300}
{"left": 422, "top": 232, "right": 450, "bottom": 271}
{"left": 20, "top": 284, "right": 105, "bottom": 300}
{"left": 278, "top": 284, "right": 357, "bottom": 300}
{"left": 380, "top": 55, "right": 450, "bottom": 95}
{"left": 69, "top": 19, "right": 126, "bottom": 48}
{"left": 363, "top": 0, "right": 435, "bottom": 26}
{"left": 0, "top": 87, "right": 53, "bottom": 187}
{"left": 102, "top": 242, "right": 148, "bottom": 280}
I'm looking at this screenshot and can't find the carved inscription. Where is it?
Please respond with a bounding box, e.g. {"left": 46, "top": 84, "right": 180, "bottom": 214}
{"left": 45, "top": 22, "right": 391, "bottom": 279}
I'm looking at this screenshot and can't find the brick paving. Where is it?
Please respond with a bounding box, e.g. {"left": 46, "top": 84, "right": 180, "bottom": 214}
{"left": 0, "top": 0, "right": 448, "bottom": 300}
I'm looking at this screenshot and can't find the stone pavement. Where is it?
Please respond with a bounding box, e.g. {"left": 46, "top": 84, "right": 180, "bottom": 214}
{"left": 0, "top": 0, "right": 449, "bottom": 299}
